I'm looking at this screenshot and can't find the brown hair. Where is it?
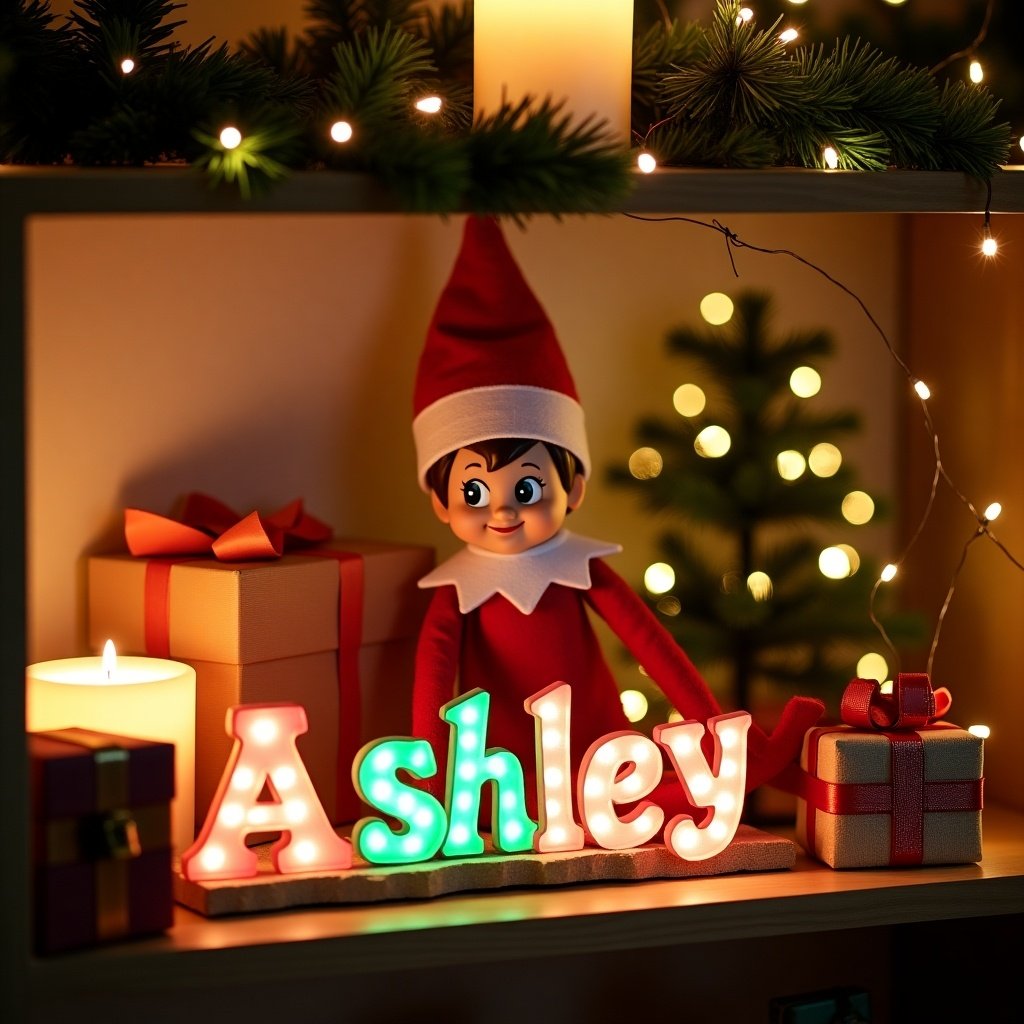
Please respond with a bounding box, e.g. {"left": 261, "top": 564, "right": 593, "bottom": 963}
{"left": 427, "top": 438, "right": 582, "bottom": 509}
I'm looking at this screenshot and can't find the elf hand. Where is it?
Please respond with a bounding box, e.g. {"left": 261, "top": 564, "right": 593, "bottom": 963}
{"left": 743, "top": 695, "right": 824, "bottom": 792}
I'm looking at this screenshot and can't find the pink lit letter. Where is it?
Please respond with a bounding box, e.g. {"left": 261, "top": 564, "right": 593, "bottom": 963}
{"left": 181, "top": 703, "right": 352, "bottom": 881}
{"left": 578, "top": 731, "right": 665, "bottom": 850}
{"left": 526, "top": 682, "right": 584, "bottom": 853}
{"left": 654, "top": 711, "right": 750, "bottom": 861}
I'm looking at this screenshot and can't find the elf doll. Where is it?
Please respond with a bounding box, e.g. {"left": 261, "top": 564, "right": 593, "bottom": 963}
{"left": 411, "top": 216, "right": 823, "bottom": 821}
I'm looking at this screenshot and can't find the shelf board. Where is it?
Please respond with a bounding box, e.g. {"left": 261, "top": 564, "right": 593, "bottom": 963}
{"left": 27, "top": 805, "right": 1024, "bottom": 996}
{"left": 2, "top": 165, "right": 1023, "bottom": 215}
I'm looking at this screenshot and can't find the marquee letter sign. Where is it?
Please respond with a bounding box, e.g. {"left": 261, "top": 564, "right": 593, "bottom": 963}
{"left": 188, "top": 686, "right": 752, "bottom": 880}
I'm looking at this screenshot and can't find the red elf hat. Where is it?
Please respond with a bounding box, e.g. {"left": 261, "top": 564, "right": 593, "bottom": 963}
{"left": 412, "top": 216, "right": 589, "bottom": 490}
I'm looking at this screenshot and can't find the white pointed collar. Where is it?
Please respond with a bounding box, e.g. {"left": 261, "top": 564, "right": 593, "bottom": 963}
{"left": 418, "top": 530, "right": 622, "bottom": 615}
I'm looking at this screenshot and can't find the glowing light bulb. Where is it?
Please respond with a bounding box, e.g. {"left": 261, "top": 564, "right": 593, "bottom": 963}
{"left": 629, "top": 446, "right": 663, "bottom": 480}
{"left": 982, "top": 234, "right": 998, "bottom": 257}
{"left": 788, "top": 0, "right": 809, "bottom": 5}
{"left": 746, "top": 571, "right": 773, "bottom": 601}
{"left": 371, "top": 748, "right": 394, "bottom": 771}
{"left": 694, "top": 424, "right": 731, "bottom": 458}
{"left": 880, "top": 563, "right": 898, "bottom": 583}
{"left": 120, "top": 58, "right": 135, "bottom": 75}
{"left": 879, "top": 680, "right": 894, "bottom": 695}
{"left": 1020, "top": 136, "right": 1024, "bottom": 154}
{"left": 284, "top": 799, "right": 308, "bottom": 824}
{"left": 842, "top": 490, "right": 875, "bottom": 525}
{"left": 667, "top": 709, "right": 683, "bottom": 723}
{"left": 737, "top": 8, "right": 754, "bottom": 24}
{"left": 218, "top": 803, "right": 245, "bottom": 828}
{"left": 808, "top": 442, "right": 841, "bottom": 477}
{"left": 200, "top": 845, "right": 226, "bottom": 872}
{"left": 415, "top": 95, "right": 443, "bottom": 113}
{"left": 272, "top": 765, "right": 297, "bottom": 791}
{"left": 823, "top": 147, "right": 839, "bottom": 170}
{"left": 673, "top": 383, "right": 706, "bottom": 417}
{"left": 699, "top": 292, "right": 734, "bottom": 325}
{"left": 544, "top": 766, "right": 563, "bottom": 787}
{"left": 330, "top": 120, "right": 353, "bottom": 143}
{"left": 857, "top": 652, "right": 888, "bottom": 682}
{"left": 231, "top": 766, "right": 254, "bottom": 791}
{"left": 644, "top": 562, "right": 676, "bottom": 595}
{"left": 983, "top": 502, "right": 1002, "bottom": 521}
{"left": 620, "top": 689, "right": 649, "bottom": 723}
{"left": 250, "top": 718, "right": 278, "bottom": 745}
{"left": 637, "top": 151, "right": 657, "bottom": 174}
{"left": 779, "top": 28, "right": 799, "bottom": 44}
{"left": 968, "top": 724, "right": 991, "bottom": 739}
{"left": 219, "top": 126, "right": 242, "bottom": 150}
{"left": 790, "top": 366, "right": 822, "bottom": 397}
{"left": 914, "top": 380, "right": 931, "bottom": 400}
{"left": 293, "top": 840, "right": 317, "bottom": 864}
{"left": 689, "top": 773, "right": 712, "bottom": 797}
{"left": 590, "top": 813, "right": 611, "bottom": 835}
{"left": 969, "top": 60, "right": 983, "bottom": 84}
{"left": 819, "top": 546, "right": 852, "bottom": 580}
{"left": 776, "top": 449, "right": 807, "bottom": 481}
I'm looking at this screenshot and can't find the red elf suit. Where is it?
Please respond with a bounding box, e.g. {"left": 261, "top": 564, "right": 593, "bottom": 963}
{"left": 411, "top": 216, "right": 823, "bottom": 818}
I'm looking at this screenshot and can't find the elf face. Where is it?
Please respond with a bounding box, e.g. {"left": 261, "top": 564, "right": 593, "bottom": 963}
{"left": 432, "top": 442, "right": 586, "bottom": 555}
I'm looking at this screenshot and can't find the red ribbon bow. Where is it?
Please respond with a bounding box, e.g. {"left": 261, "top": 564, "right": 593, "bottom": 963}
{"left": 124, "top": 492, "right": 332, "bottom": 561}
{"left": 839, "top": 672, "right": 953, "bottom": 731}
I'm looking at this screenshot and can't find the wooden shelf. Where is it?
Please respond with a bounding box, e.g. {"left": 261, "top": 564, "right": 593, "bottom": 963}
{"left": 26, "top": 805, "right": 1024, "bottom": 997}
{"left": 2, "top": 164, "right": 1023, "bottom": 215}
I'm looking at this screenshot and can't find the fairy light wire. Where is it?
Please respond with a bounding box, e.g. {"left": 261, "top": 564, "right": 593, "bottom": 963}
{"left": 621, "top": 206, "right": 1021, "bottom": 677}
{"left": 930, "top": 0, "right": 995, "bottom": 76}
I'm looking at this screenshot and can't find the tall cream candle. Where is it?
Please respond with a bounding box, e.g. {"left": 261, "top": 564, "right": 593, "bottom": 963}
{"left": 26, "top": 642, "right": 197, "bottom": 855}
{"left": 474, "top": 1, "right": 635, "bottom": 143}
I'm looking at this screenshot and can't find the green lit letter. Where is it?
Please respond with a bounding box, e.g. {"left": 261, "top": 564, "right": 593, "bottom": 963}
{"left": 441, "top": 689, "right": 536, "bottom": 856}
{"left": 352, "top": 737, "right": 447, "bottom": 865}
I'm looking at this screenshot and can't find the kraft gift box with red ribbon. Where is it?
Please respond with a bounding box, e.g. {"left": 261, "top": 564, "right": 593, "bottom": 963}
{"left": 30, "top": 728, "right": 174, "bottom": 954}
{"left": 795, "top": 673, "right": 983, "bottom": 869}
{"left": 87, "top": 493, "right": 433, "bottom": 830}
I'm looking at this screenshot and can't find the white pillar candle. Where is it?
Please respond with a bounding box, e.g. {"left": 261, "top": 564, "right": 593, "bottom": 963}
{"left": 26, "top": 642, "right": 197, "bottom": 855}
{"left": 474, "top": 1, "right": 635, "bottom": 143}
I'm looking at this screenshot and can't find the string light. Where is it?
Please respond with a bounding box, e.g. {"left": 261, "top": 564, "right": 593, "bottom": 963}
{"left": 120, "top": 58, "right": 135, "bottom": 75}
{"left": 981, "top": 232, "right": 998, "bottom": 257}
{"left": 620, "top": 689, "right": 649, "bottom": 723}
{"left": 673, "top": 383, "right": 706, "bottom": 417}
{"left": 808, "top": 441, "right": 841, "bottom": 477}
{"left": 746, "top": 571, "right": 773, "bottom": 601}
{"left": 969, "top": 60, "right": 984, "bottom": 84}
{"left": 219, "top": 126, "right": 242, "bottom": 150}
{"left": 779, "top": 28, "right": 799, "bottom": 45}
{"left": 415, "top": 96, "right": 443, "bottom": 114}
{"left": 983, "top": 502, "right": 1002, "bottom": 522}
{"left": 700, "top": 291, "right": 734, "bottom": 325}
{"left": 330, "top": 120, "right": 354, "bottom": 144}
{"left": 629, "top": 446, "right": 663, "bottom": 479}
{"left": 622, "top": 209, "right": 1024, "bottom": 686}
{"left": 968, "top": 725, "right": 991, "bottom": 739}
{"left": 856, "top": 653, "right": 888, "bottom": 682}
{"left": 736, "top": 8, "right": 754, "bottom": 25}
{"left": 694, "top": 424, "right": 731, "bottom": 458}
{"left": 819, "top": 546, "right": 852, "bottom": 580}
{"left": 789, "top": 365, "right": 821, "bottom": 398}
{"left": 822, "top": 146, "right": 839, "bottom": 170}
{"left": 776, "top": 449, "right": 807, "bottom": 481}
{"left": 644, "top": 562, "right": 676, "bottom": 595}
{"left": 637, "top": 151, "right": 657, "bottom": 174}
{"left": 842, "top": 491, "right": 875, "bottom": 525}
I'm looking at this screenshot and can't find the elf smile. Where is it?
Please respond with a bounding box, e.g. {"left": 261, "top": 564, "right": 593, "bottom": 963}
{"left": 487, "top": 523, "right": 523, "bottom": 534}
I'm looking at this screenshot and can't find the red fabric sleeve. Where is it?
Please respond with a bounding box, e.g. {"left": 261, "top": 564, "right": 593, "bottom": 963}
{"left": 412, "top": 586, "right": 463, "bottom": 800}
{"left": 585, "top": 560, "right": 823, "bottom": 791}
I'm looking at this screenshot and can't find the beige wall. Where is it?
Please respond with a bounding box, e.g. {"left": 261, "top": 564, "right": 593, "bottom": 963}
{"left": 28, "top": 213, "right": 902, "bottom": 686}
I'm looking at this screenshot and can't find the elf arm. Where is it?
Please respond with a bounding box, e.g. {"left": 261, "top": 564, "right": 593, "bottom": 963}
{"left": 412, "top": 585, "right": 463, "bottom": 799}
{"left": 585, "top": 559, "right": 823, "bottom": 791}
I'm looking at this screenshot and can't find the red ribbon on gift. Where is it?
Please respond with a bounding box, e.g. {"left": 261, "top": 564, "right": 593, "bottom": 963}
{"left": 802, "top": 673, "right": 981, "bottom": 866}
{"left": 124, "top": 493, "right": 362, "bottom": 822}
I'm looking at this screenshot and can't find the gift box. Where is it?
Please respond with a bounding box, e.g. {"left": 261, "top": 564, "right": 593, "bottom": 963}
{"left": 30, "top": 728, "right": 174, "bottom": 954}
{"left": 795, "top": 675, "right": 984, "bottom": 869}
{"left": 89, "top": 530, "right": 433, "bottom": 829}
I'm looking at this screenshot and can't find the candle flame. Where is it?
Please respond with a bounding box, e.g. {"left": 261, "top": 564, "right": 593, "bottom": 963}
{"left": 102, "top": 639, "right": 117, "bottom": 679}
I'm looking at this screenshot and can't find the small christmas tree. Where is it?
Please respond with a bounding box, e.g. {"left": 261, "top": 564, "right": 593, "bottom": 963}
{"left": 609, "top": 290, "right": 922, "bottom": 725}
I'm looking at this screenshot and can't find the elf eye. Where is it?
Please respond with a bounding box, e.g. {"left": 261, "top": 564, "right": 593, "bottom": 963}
{"left": 462, "top": 479, "right": 490, "bottom": 508}
{"left": 515, "top": 476, "right": 545, "bottom": 506}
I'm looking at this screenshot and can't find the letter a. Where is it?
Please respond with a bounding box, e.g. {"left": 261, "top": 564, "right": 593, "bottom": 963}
{"left": 181, "top": 703, "right": 352, "bottom": 881}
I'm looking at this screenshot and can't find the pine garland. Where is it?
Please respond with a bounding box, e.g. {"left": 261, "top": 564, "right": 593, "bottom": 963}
{"left": 0, "top": 0, "right": 1013, "bottom": 206}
